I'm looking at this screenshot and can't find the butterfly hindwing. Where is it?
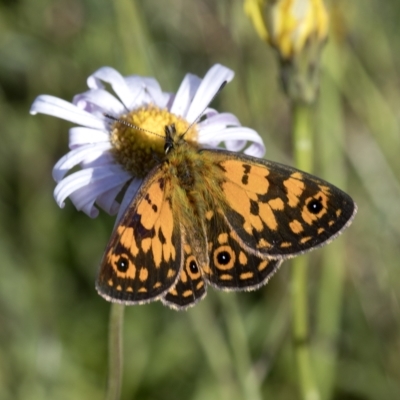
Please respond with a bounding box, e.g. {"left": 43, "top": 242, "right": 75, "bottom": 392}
{"left": 161, "top": 227, "right": 207, "bottom": 310}
{"left": 96, "top": 167, "right": 182, "bottom": 304}
{"left": 204, "top": 150, "right": 357, "bottom": 258}
{"left": 202, "top": 207, "right": 282, "bottom": 290}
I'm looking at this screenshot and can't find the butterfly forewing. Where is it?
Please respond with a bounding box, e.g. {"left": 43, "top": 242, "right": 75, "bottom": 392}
{"left": 206, "top": 151, "right": 357, "bottom": 258}
{"left": 96, "top": 168, "right": 183, "bottom": 304}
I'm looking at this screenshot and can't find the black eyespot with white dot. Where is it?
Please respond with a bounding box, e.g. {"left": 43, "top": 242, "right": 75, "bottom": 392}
{"left": 217, "top": 251, "right": 231, "bottom": 265}
{"left": 116, "top": 255, "right": 129, "bottom": 272}
{"left": 307, "top": 197, "right": 324, "bottom": 214}
{"left": 186, "top": 256, "right": 201, "bottom": 278}
{"left": 214, "top": 246, "right": 236, "bottom": 270}
{"left": 189, "top": 260, "right": 198, "bottom": 274}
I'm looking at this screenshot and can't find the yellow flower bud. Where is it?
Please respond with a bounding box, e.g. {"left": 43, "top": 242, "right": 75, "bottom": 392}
{"left": 245, "top": 0, "right": 329, "bottom": 103}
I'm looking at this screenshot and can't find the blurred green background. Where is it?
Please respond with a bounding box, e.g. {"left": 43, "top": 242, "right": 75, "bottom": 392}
{"left": 1, "top": 0, "right": 400, "bottom": 399}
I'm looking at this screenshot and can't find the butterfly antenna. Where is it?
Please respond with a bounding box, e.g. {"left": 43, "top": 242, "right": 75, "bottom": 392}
{"left": 182, "top": 80, "right": 227, "bottom": 139}
{"left": 103, "top": 113, "right": 165, "bottom": 139}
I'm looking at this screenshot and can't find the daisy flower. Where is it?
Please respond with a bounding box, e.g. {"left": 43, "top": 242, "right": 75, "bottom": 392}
{"left": 30, "top": 64, "right": 265, "bottom": 220}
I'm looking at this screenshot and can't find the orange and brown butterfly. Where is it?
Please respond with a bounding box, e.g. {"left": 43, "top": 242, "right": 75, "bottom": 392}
{"left": 29, "top": 64, "right": 356, "bottom": 310}
{"left": 96, "top": 122, "right": 357, "bottom": 310}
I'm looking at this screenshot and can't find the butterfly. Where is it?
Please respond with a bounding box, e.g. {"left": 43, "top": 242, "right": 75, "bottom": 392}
{"left": 96, "top": 123, "right": 357, "bottom": 310}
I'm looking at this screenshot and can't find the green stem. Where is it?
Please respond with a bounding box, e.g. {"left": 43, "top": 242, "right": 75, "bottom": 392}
{"left": 314, "top": 39, "right": 346, "bottom": 400}
{"left": 291, "top": 103, "right": 320, "bottom": 400}
{"left": 106, "top": 303, "right": 125, "bottom": 400}
{"left": 113, "top": 0, "right": 151, "bottom": 74}
{"left": 219, "top": 293, "right": 263, "bottom": 400}
{"left": 293, "top": 103, "right": 313, "bottom": 172}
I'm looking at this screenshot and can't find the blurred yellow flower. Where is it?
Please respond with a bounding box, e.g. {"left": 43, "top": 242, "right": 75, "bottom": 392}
{"left": 245, "top": 0, "right": 329, "bottom": 58}
{"left": 245, "top": 0, "right": 329, "bottom": 102}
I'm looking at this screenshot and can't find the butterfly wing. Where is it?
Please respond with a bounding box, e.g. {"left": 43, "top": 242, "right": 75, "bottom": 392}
{"left": 161, "top": 209, "right": 281, "bottom": 307}
{"left": 203, "top": 150, "right": 357, "bottom": 258}
{"left": 161, "top": 226, "right": 207, "bottom": 310}
{"left": 203, "top": 208, "right": 282, "bottom": 290}
{"left": 96, "top": 167, "right": 183, "bottom": 304}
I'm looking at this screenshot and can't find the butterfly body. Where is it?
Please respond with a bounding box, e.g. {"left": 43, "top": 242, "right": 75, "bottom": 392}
{"left": 96, "top": 125, "right": 356, "bottom": 310}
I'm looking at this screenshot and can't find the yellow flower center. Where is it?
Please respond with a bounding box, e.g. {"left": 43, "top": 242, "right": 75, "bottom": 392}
{"left": 110, "top": 105, "right": 198, "bottom": 178}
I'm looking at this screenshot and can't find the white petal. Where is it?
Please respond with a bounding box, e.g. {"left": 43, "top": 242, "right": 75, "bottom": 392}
{"left": 198, "top": 127, "right": 266, "bottom": 158}
{"left": 224, "top": 140, "right": 248, "bottom": 152}
{"left": 54, "top": 167, "right": 131, "bottom": 217}
{"left": 81, "top": 151, "right": 115, "bottom": 169}
{"left": 69, "top": 178, "right": 125, "bottom": 218}
{"left": 198, "top": 112, "right": 240, "bottom": 134}
{"left": 69, "top": 127, "right": 110, "bottom": 149}
{"left": 87, "top": 67, "right": 136, "bottom": 110}
{"left": 170, "top": 73, "right": 201, "bottom": 117}
{"left": 201, "top": 107, "right": 218, "bottom": 118}
{"left": 185, "top": 64, "right": 234, "bottom": 123}
{"left": 54, "top": 169, "right": 93, "bottom": 209}
{"left": 52, "top": 142, "right": 112, "bottom": 182}
{"left": 124, "top": 76, "right": 168, "bottom": 107}
{"left": 30, "top": 95, "right": 106, "bottom": 129}
{"left": 115, "top": 178, "right": 142, "bottom": 224}
{"left": 243, "top": 140, "right": 266, "bottom": 158}
{"left": 73, "top": 89, "right": 126, "bottom": 115}
{"left": 96, "top": 184, "right": 126, "bottom": 215}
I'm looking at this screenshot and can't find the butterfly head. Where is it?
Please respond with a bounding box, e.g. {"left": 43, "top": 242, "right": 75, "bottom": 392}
{"left": 164, "top": 124, "right": 177, "bottom": 154}
{"left": 164, "top": 123, "right": 190, "bottom": 155}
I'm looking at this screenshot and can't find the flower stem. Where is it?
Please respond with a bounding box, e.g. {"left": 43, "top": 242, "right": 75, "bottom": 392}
{"left": 314, "top": 39, "right": 346, "bottom": 400}
{"left": 106, "top": 303, "right": 125, "bottom": 400}
{"left": 293, "top": 103, "right": 313, "bottom": 172}
{"left": 113, "top": 0, "right": 151, "bottom": 74}
{"left": 291, "top": 102, "right": 321, "bottom": 400}
{"left": 219, "top": 293, "right": 263, "bottom": 400}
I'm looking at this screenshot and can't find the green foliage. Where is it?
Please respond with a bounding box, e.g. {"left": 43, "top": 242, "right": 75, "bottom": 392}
{"left": 1, "top": 0, "right": 399, "bottom": 399}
